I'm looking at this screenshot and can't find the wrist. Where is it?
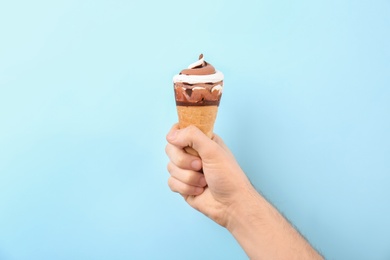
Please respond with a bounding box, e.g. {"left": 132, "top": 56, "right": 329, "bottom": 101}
{"left": 225, "top": 184, "right": 268, "bottom": 233}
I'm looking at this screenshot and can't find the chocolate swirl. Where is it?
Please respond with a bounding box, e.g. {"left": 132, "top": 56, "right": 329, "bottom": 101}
{"left": 180, "top": 54, "right": 216, "bottom": 76}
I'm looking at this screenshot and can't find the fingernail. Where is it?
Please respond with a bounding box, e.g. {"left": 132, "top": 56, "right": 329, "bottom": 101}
{"left": 199, "top": 176, "right": 207, "bottom": 187}
{"left": 191, "top": 159, "right": 202, "bottom": 170}
{"left": 194, "top": 187, "right": 204, "bottom": 195}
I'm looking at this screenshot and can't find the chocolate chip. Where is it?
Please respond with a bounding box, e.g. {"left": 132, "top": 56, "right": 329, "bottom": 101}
{"left": 185, "top": 88, "right": 193, "bottom": 97}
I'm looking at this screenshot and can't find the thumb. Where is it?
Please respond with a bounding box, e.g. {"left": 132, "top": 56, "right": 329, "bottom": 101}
{"left": 166, "top": 125, "right": 220, "bottom": 159}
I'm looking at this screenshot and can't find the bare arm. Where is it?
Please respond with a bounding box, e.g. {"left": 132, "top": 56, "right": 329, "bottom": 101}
{"left": 165, "top": 124, "right": 323, "bottom": 259}
{"left": 226, "top": 187, "right": 322, "bottom": 259}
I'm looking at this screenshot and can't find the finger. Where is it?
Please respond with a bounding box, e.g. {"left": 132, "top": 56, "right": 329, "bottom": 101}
{"left": 166, "top": 125, "right": 222, "bottom": 160}
{"left": 166, "top": 123, "right": 180, "bottom": 141}
{"left": 168, "top": 176, "right": 205, "bottom": 196}
{"left": 165, "top": 143, "right": 202, "bottom": 171}
{"left": 167, "top": 162, "right": 207, "bottom": 188}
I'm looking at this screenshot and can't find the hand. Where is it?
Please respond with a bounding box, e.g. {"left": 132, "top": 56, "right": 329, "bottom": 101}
{"left": 166, "top": 124, "right": 324, "bottom": 259}
{"left": 165, "top": 124, "right": 255, "bottom": 227}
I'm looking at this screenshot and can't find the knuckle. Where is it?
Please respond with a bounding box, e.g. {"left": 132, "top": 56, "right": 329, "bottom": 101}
{"left": 186, "top": 125, "right": 198, "bottom": 135}
{"left": 165, "top": 143, "right": 175, "bottom": 157}
{"left": 176, "top": 153, "right": 187, "bottom": 167}
{"left": 167, "top": 177, "right": 176, "bottom": 192}
{"left": 166, "top": 162, "right": 173, "bottom": 174}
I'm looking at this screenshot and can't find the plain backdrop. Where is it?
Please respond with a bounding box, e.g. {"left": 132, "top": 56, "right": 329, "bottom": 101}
{"left": 1, "top": 0, "right": 389, "bottom": 259}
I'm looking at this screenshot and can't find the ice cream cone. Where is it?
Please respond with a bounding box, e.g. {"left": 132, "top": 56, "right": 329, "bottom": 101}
{"left": 173, "top": 54, "right": 224, "bottom": 157}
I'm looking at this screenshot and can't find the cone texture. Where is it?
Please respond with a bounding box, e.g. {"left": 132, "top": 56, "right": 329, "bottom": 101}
{"left": 176, "top": 105, "right": 218, "bottom": 156}
{"left": 176, "top": 106, "right": 218, "bottom": 138}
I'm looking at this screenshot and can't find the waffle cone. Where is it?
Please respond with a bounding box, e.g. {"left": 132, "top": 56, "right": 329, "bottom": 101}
{"left": 176, "top": 105, "right": 218, "bottom": 156}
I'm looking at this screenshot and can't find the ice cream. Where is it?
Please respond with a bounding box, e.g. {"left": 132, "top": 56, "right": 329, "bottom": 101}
{"left": 173, "top": 54, "right": 224, "bottom": 155}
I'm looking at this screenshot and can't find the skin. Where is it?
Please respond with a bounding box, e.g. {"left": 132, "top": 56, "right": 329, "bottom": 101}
{"left": 166, "top": 124, "right": 323, "bottom": 260}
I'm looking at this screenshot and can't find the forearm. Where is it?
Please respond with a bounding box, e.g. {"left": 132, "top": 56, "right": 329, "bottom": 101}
{"left": 226, "top": 188, "right": 323, "bottom": 260}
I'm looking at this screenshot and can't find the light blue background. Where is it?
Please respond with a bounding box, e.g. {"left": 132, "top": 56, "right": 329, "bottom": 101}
{"left": 1, "top": 0, "right": 389, "bottom": 259}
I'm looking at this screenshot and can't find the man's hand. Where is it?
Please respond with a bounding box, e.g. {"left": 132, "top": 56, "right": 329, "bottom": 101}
{"left": 165, "top": 124, "right": 253, "bottom": 227}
